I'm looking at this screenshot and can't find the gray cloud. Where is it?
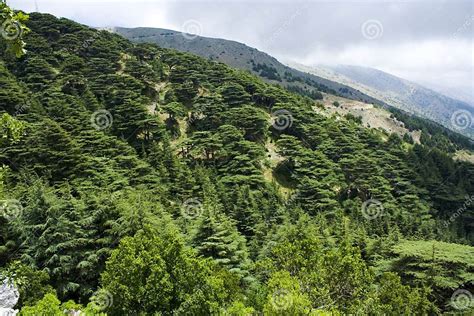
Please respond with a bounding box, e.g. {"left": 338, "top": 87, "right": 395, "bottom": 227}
{"left": 10, "top": 0, "right": 474, "bottom": 104}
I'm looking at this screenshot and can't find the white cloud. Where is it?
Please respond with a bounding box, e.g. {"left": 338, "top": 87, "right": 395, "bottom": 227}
{"left": 8, "top": 0, "right": 474, "bottom": 104}
{"left": 278, "top": 39, "right": 473, "bottom": 103}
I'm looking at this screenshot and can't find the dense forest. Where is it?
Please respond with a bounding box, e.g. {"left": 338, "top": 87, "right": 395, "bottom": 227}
{"left": 0, "top": 10, "right": 473, "bottom": 315}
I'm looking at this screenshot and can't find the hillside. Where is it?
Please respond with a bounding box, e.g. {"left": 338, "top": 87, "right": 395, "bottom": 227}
{"left": 290, "top": 63, "right": 474, "bottom": 139}
{"left": 0, "top": 12, "right": 474, "bottom": 314}
{"left": 114, "top": 26, "right": 389, "bottom": 106}
{"left": 115, "top": 27, "right": 474, "bottom": 141}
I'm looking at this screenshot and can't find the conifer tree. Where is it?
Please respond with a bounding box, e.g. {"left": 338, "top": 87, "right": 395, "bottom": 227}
{"left": 219, "top": 82, "right": 251, "bottom": 107}
{"left": 193, "top": 209, "right": 251, "bottom": 279}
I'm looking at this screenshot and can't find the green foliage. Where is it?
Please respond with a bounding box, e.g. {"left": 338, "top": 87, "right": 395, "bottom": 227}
{"left": 0, "top": 2, "right": 29, "bottom": 57}
{"left": 263, "top": 271, "right": 313, "bottom": 315}
{"left": 0, "top": 113, "right": 24, "bottom": 146}
{"left": 0, "top": 63, "right": 30, "bottom": 114}
{"left": 226, "top": 105, "right": 268, "bottom": 141}
{"left": 192, "top": 209, "right": 251, "bottom": 279}
{"left": 376, "top": 272, "right": 437, "bottom": 315}
{"left": 101, "top": 227, "right": 238, "bottom": 314}
{"left": 0, "top": 261, "right": 54, "bottom": 308}
{"left": 286, "top": 84, "right": 323, "bottom": 100}
{"left": 219, "top": 82, "right": 251, "bottom": 107}
{"left": 390, "top": 107, "right": 474, "bottom": 150}
{"left": 19, "top": 293, "right": 89, "bottom": 316}
{"left": 251, "top": 62, "right": 281, "bottom": 81}
{"left": 225, "top": 301, "right": 255, "bottom": 315}
{"left": 0, "top": 12, "right": 472, "bottom": 314}
{"left": 377, "top": 240, "right": 474, "bottom": 301}
{"left": 19, "top": 293, "right": 64, "bottom": 316}
{"left": 161, "top": 101, "right": 185, "bottom": 119}
{"left": 257, "top": 215, "right": 376, "bottom": 313}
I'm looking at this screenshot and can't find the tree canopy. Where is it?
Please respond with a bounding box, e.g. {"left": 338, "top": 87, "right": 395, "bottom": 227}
{"left": 0, "top": 12, "right": 473, "bottom": 315}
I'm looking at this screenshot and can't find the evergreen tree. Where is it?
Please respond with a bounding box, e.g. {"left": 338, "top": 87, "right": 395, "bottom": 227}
{"left": 219, "top": 82, "right": 251, "bottom": 107}
{"left": 193, "top": 209, "right": 250, "bottom": 278}
{"left": 101, "top": 227, "right": 239, "bottom": 314}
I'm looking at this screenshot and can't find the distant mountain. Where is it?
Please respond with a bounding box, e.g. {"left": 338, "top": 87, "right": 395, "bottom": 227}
{"left": 114, "top": 27, "right": 473, "bottom": 139}
{"left": 113, "top": 27, "right": 388, "bottom": 106}
{"left": 417, "top": 81, "right": 474, "bottom": 107}
{"left": 289, "top": 63, "right": 474, "bottom": 139}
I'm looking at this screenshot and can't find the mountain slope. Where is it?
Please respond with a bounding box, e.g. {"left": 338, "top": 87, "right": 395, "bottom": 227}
{"left": 115, "top": 27, "right": 473, "bottom": 139}
{"left": 1, "top": 12, "right": 474, "bottom": 314}
{"left": 289, "top": 63, "right": 474, "bottom": 139}
{"left": 113, "top": 26, "right": 389, "bottom": 106}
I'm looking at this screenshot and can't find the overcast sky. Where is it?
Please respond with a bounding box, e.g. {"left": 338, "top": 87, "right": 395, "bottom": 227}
{"left": 9, "top": 0, "right": 474, "bottom": 105}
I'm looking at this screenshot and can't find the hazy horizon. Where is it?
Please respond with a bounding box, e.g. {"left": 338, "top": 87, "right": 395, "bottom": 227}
{"left": 10, "top": 0, "right": 474, "bottom": 105}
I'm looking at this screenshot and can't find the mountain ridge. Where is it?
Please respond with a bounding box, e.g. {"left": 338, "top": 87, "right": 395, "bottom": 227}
{"left": 113, "top": 26, "right": 391, "bottom": 107}
{"left": 114, "top": 26, "right": 474, "bottom": 139}
{"left": 291, "top": 63, "right": 474, "bottom": 139}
